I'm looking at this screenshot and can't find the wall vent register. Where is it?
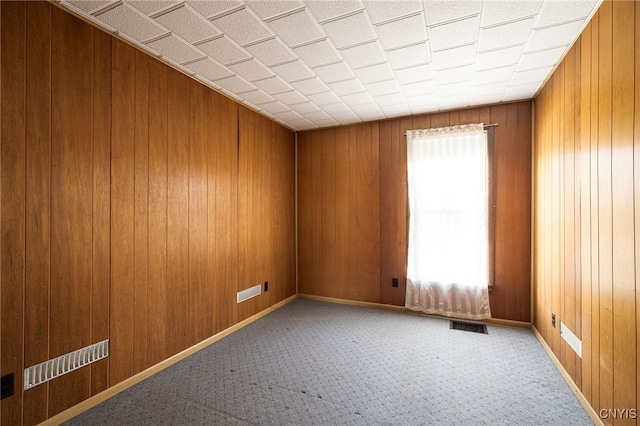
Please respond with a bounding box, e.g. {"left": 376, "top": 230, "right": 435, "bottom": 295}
{"left": 24, "top": 339, "right": 109, "bottom": 389}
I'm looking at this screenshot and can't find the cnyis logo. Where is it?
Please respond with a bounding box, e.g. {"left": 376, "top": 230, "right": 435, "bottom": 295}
{"left": 599, "top": 408, "right": 637, "bottom": 419}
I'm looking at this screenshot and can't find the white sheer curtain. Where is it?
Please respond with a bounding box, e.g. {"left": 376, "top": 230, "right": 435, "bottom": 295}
{"left": 405, "top": 123, "right": 491, "bottom": 320}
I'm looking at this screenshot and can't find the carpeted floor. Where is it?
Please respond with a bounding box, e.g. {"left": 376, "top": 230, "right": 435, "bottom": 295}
{"left": 66, "top": 298, "right": 592, "bottom": 425}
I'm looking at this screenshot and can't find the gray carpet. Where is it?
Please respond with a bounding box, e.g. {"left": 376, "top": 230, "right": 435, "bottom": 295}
{"left": 66, "top": 298, "right": 592, "bottom": 425}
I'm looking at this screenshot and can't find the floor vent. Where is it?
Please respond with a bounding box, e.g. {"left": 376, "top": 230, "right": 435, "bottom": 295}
{"left": 24, "top": 339, "right": 109, "bottom": 389}
{"left": 450, "top": 320, "right": 488, "bottom": 334}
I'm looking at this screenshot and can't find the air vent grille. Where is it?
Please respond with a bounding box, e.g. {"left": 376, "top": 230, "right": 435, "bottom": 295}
{"left": 237, "top": 284, "right": 262, "bottom": 303}
{"left": 24, "top": 339, "right": 109, "bottom": 389}
{"left": 450, "top": 320, "right": 488, "bottom": 334}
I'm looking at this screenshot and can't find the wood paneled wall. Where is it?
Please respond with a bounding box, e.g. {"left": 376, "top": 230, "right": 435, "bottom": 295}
{"left": 298, "top": 102, "right": 532, "bottom": 322}
{"left": 0, "top": 3, "right": 295, "bottom": 424}
{"left": 533, "top": 1, "right": 639, "bottom": 423}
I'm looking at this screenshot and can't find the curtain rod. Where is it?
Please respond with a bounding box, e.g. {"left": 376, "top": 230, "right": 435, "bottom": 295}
{"left": 404, "top": 123, "right": 498, "bottom": 136}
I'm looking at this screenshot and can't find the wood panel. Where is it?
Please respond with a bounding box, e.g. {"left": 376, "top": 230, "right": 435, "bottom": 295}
{"left": 110, "top": 38, "right": 136, "bottom": 386}
{"left": 133, "top": 49, "right": 149, "bottom": 374}
{"left": 49, "top": 6, "right": 93, "bottom": 415}
{"left": 534, "top": 1, "right": 639, "bottom": 423}
{"left": 611, "top": 0, "right": 636, "bottom": 418}
{"left": 189, "top": 80, "right": 209, "bottom": 345}
{"left": 147, "top": 60, "right": 168, "bottom": 366}
{"left": 579, "top": 19, "right": 593, "bottom": 405}
{"left": 1, "top": 2, "right": 26, "bottom": 425}
{"left": 636, "top": 3, "right": 640, "bottom": 421}
{"left": 597, "top": 2, "right": 614, "bottom": 417}
{"left": 91, "top": 27, "right": 112, "bottom": 396}
{"left": 166, "top": 69, "right": 190, "bottom": 356}
{"left": 210, "top": 92, "right": 238, "bottom": 333}
{"left": 24, "top": 2, "right": 51, "bottom": 423}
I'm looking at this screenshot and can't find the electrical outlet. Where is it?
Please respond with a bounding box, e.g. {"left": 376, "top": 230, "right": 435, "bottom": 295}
{"left": 392, "top": 278, "right": 399, "bottom": 288}
{"left": 1, "top": 373, "right": 14, "bottom": 400}
{"left": 264, "top": 281, "right": 268, "bottom": 292}
{"left": 551, "top": 312, "right": 556, "bottom": 328}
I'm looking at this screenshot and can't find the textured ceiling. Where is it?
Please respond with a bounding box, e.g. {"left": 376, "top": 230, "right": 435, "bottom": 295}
{"left": 60, "top": 0, "right": 601, "bottom": 131}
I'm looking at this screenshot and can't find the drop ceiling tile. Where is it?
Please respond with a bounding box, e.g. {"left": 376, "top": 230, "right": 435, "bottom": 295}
{"left": 406, "top": 94, "right": 437, "bottom": 109}
{"left": 364, "top": 1, "right": 422, "bottom": 24}
{"left": 272, "top": 90, "right": 308, "bottom": 105}
{"left": 525, "top": 20, "right": 585, "bottom": 52}
{"left": 240, "top": 89, "right": 276, "bottom": 105}
{"left": 516, "top": 46, "right": 566, "bottom": 72}
{"left": 382, "top": 103, "right": 411, "bottom": 118}
{"left": 434, "top": 64, "right": 474, "bottom": 85}
{"left": 394, "top": 64, "right": 434, "bottom": 84}
{"left": 328, "top": 79, "right": 366, "bottom": 96}
{"left": 350, "top": 103, "right": 383, "bottom": 118}
{"left": 386, "top": 42, "right": 431, "bottom": 70}
{"left": 333, "top": 111, "right": 361, "bottom": 125}
{"left": 503, "top": 82, "right": 540, "bottom": 101}
{"left": 475, "top": 45, "right": 524, "bottom": 71}
{"left": 478, "top": 18, "right": 534, "bottom": 51}
{"left": 471, "top": 94, "right": 502, "bottom": 106}
{"left": 431, "top": 43, "right": 476, "bottom": 71}
{"left": 436, "top": 81, "right": 471, "bottom": 97}
{"left": 154, "top": 5, "right": 220, "bottom": 43}
{"left": 374, "top": 93, "right": 405, "bottom": 106}
{"left": 245, "top": 0, "right": 304, "bottom": 20}
{"left": 252, "top": 76, "right": 293, "bottom": 94}
{"left": 146, "top": 34, "right": 203, "bottom": 64}
{"left": 365, "top": 80, "right": 401, "bottom": 96}
{"left": 341, "top": 91, "right": 374, "bottom": 106}
{"left": 186, "top": 0, "right": 242, "bottom": 19}
{"left": 260, "top": 101, "right": 291, "bottom": 114}
{"left": 321, "top": 102, "right": 351, "bottom": 114}
{"left": 288, "top": 118, "right": 317, "bottom": 130}
{"left": 480, "top": 1, "right": 542, "bottom": 27}
{"left": 314, "top": 118, "right": 340, "bottom": 127}
{"left": 438, "top": 95, "right": 469, "bottom": 111}
{"left": 267, "top": 10, "right": 324, "bottom": 47}
{"left": 354, "top": 63, "right": 394, "bottom": 84}
{"left": 126, "top": 1, "right": 180, "bottom": 16}
{"left": 67, "top": 0, "right": 116, "bottom": 14}
{"left": 96, "top": 3, "right": 168, "bottom": 42}
{"left": 211, "top": 7, "right": 272, "bottom": 46}
{"left": 228, "top": 59, "right": 273, "bottom": 82}
{"left": 473, "top": 65, "right": 515, "bottom": 85}
{"left": 375, "top": 14, "right": 428, "bottom": 50}
{"left": 401, "top": 80, "right": 435, "bottom": 97}
{"left": 245, "top": 38, "right": 295, "bottom": 66}
{"left": 214, "top": 75, "right": 257, "bottom": 93}
{"left": 313, "top": 62, "right": 355, "bottom": 84}
{"left": 197, "top": 36, "right": 249, "bottom": 65}
{"left": 340, "top": 41, "right": 386, "bottom": 69}
{"left": 291, "top": 77, "right": 330, "bottom": 95}
{"left": 293, "top": 40, "right": 342, "bottom": 68}
{"left": 534, "top": 0, "right": 599, "bottom": 28}
{"left": 322, "top": 12, "right": 376, "bottom": 49}
{"left": 303, "top": 110, "right": 332, "bottom": 121}
{"left": 305, "top": 1, "right": 363, "bottom": 23}
{"left": 307, "top": 91, "right": 341, "bottom": 106}
{"left": 273, "top": 110, "right": 305, "bottom": 122}
{"left": 186, "top": 57, "right": 233, "bottom": 81}
{"left": 428, "top": 15, "right": 480, "bottom": 51}
{"left": 423, "top": 1, "right": 482, "bottom": 26}
{"left": 472, "top": 81, "right": 508, "bottom": 97}
{"left": 292, "top": 102, "right": 320, "bottom": 114}
{"left": 271, "top": 61, "right": 315, "bottom": 83}
{"left": 510, "top": 66, "right": 553, "bottom": 86}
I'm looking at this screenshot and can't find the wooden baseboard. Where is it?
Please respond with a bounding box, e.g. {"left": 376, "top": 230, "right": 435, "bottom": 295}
{"left": 40, "top": 294, "right": 297, "bottom": 426}
{"left": 297, "top": 293, "right": 532, "bottom": 328}
{"left": 532, "top": 326, "right": 603, "bottom": 426}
